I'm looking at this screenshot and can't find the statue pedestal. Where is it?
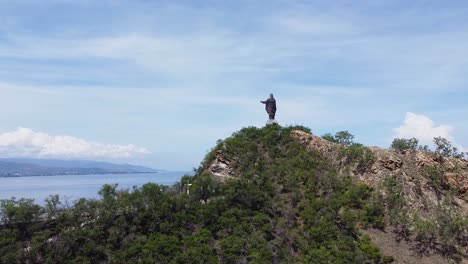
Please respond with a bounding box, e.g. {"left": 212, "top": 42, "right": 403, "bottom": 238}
{"left": 266, "top": 119, "right": 278, "bottom": 126}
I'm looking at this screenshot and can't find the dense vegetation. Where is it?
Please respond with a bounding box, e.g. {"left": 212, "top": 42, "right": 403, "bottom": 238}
{"left": 0, "top": 125, "right": 405, "bottom": 263}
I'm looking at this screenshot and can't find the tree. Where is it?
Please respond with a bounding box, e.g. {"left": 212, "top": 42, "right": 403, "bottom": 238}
{"left": 45, "top": 194, "right": 61, "bottom": 219}
{"left": 0, "top": 198, "right": 41, "bottom": 242}
{"left": 321, "top": 133, "right": 337, "bottom": 143}
{"left": 98, "top": 184, "right": 119, "bottom": 204}
{"left": 339, "top": 143, "right": 375, "bottom": 172}
{"left": 433, "top": 137, "right": 464, "bottom": 158}
{"left": 390, "top": 138, "right": 419, "bottom": 151}
{"left": 418, "top": 145, "right": 430, "bottom": 152}
{"left": 335, "top": 131, "right": 354, "bottom": 146}
{"left": 0, "top": 198, "right": 41, "bottom": 226}
{"left": 142, "top": 233, "right": 180, "bottom": 262}
{"left": 322, "top": 131, "right": 355, "bottom": 146}
{"left": 192, "top": 173, "right": 219, "bottom": 204}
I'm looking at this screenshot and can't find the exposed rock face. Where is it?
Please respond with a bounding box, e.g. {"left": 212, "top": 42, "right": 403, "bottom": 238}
{"left": 378, "top": 157, "right": 403, "bottom": 171}
{"left": 289, "top": 130, "right": 467, "bottom": 218}
{"left": 292, "top": 130, "right": 339, "bottom": 158}
{"left": 208, "top": 150, "right": 234, "bottom": 180}
{"left": 446, "top": 173, "right": 468, "bottom": 195}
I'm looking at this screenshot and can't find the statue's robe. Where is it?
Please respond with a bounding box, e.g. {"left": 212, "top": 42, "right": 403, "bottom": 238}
{"left": 264, "top": 98, "right": 277, "bottom": 119}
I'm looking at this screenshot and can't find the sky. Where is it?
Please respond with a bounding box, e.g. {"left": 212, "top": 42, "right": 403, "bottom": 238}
{"left": 0, "top": 0, "right": 467, "bottom": 170}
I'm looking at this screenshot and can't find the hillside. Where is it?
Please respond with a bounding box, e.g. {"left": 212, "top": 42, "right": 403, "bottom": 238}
{"left": 207, "top": 126, "right": 467, "bottom": 263}
{"left": 0, "top": 158, "right": 158, "bottom": 176}
{"left": 0, "top": 125, "right": 466, "bottom": 263}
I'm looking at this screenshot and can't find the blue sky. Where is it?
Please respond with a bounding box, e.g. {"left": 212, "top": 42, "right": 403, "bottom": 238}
{"left": 0, "top": 0, "right": 467, "bottom": 170}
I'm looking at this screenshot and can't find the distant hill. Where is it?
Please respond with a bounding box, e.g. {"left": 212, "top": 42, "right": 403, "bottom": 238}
{"left": 0, "top": 158, "right": 158, "bottom": 176}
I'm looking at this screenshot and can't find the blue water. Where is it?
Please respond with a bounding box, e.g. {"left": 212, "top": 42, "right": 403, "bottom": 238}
{"left": 0, "top": 172, "right": 187, "bottom": 205}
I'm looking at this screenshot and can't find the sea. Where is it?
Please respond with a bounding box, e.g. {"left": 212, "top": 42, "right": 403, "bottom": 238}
{"left": 0, "top": 172, "right": 188, "bottom": 206}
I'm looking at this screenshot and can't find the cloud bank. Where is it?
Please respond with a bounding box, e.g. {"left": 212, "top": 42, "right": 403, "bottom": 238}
{"left": 0, "top": 127, "right": 151, "bottom": 159}
{"left": 393, "top": 112, "right": 465, "bottom": 151}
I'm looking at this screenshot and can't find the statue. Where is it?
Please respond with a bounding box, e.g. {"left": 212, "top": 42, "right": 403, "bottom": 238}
{"left": 261, "top": 94, "right": 277, "bottom": 124}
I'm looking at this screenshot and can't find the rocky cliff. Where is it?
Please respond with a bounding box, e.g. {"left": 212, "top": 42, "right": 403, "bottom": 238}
{"left": 289, "top": 130, "right": 467, "bottom": 217}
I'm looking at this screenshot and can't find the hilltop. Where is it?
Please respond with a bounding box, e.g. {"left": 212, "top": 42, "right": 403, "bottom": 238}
{"left": 209, "top": 129, "right": 467, "bottom": 216}
{"left": 206, "top": 126, "right": 467, "bottom": 263}
{"left": 0, "top": 125, "right": 466, "bottom": 263}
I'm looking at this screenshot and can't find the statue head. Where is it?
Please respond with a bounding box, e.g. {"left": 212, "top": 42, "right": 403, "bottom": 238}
{"left": 270, "top": 93, "right": 274, "bottom": 98}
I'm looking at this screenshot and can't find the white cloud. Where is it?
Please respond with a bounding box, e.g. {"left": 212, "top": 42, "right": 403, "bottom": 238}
{"left": 0, "top": 127, "right": 151, "bottom": 159}
{"left": 393, "top": 112, "right": 461, "bottom": 148}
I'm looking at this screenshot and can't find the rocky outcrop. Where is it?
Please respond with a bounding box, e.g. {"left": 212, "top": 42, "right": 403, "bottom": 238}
{"left": 208, "top": 150, "right": 235, "bottom": 180}
{"left": 289, "top": 130, "right": 467, "bottom": 218}
{"left": 378, "top": 157, "right": 403, "bottom": 171}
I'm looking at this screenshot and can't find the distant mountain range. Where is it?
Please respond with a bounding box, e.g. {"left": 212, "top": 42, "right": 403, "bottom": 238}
{"left": 0, "top": 158, "right": 159, "bottom": 177}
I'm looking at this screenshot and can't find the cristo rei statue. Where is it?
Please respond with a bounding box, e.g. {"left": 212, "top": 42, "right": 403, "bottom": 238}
{"left": 260, "top": 94, "right": 278, "bottom": 125}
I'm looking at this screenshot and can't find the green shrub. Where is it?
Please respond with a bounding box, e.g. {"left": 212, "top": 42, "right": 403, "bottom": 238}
{"left": 362, "top": 200, "right": 386, "bottom": 230}
{"left": 413, "top": 219, "right": 437, "bottom": 251}
{"left": 423, "top": 165, "right": 449, "bottom": 194}
{"left": 390, "top": 138, "right": 419, "bottom": 151}
{"left": 339, "top": 143, "right": 375, "bottom": 173}
{"left": 321, "top": 133, "right": 336, "bottom": 143}
{"left": 322, "top": 130, "right": 354, "bottom": 146}
{"left": 382, "top": 176, "right": 405, "bottom": 224}
{"left": 433, "top": 137, "right": 464, "bottom": 158}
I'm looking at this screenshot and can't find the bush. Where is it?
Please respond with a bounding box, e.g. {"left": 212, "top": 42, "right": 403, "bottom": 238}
{"left": 413, "top": 219, "right": 437, "bottom": 252}
{"left": 322, "top": 133, "right": 337, "bottom": 143}
{"left": 423, "top": 165, "right": 449, "bottom": 194}
{"left": 339, "top": 143, "right": 375, "bottom": 173}
{"left": 0, "top": 198, "right": 41, "bottom": 227}
{"left": 390, "top": 138, "right": 419, "bottom": 151}
{"left": 322, "top": 130, "right": 354, "bottom": 146}
{"left": 382, "top": 176, "right": 406, "bottom": 224}
{"left": 363, "top": 200, "right": 385, "bottom": 230}
{"left": 433, "top": 137, "right": 464, "bottom": 158}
